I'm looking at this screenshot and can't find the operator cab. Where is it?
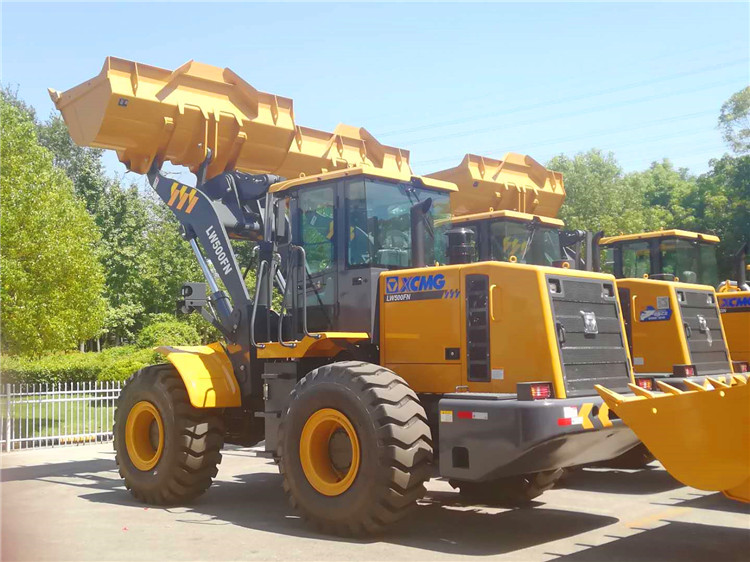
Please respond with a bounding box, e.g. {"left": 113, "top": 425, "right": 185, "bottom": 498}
{"left": 599, "top": 230, "right": 720, "bottom": 286}
{"left": 439, "top": 210, "right": 567, "bottom": 267}
{"left": 269, "top": 168, "right": 454, "bottom": 335}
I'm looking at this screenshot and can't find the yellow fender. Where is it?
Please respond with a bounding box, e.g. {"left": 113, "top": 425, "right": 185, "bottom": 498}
{"left": 596, "top": 377, "right": 750, "bottom": 502}
{"left": 155, "top": 342, "right": 241, "bottom": 408}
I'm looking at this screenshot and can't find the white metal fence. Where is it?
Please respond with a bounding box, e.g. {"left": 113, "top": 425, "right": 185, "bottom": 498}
{"left": 1, "top": 381, "right": 122, "bottom": 452}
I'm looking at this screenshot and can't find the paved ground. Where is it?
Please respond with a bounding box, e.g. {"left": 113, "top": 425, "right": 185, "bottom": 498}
{"left": 1, "top": 444, "right": 748, "bottom": 561}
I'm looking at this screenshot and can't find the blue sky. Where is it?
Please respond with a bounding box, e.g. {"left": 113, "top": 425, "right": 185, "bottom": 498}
{"left": 2, "top": 2, "right": 748, "bottom": 180}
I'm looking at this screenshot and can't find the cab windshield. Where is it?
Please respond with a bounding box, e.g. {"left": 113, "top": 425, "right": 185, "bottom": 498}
{"left": 489, "top": 220, "right": 562, "bottom": 266}
{"left": 659, "top": 239, "right": 719, "bottom": 286}
{"left": 345, "top": 179, "right": 452, "bottom": 268}
{"left": 613, "top": 238, "right": 719, "bottom": 286}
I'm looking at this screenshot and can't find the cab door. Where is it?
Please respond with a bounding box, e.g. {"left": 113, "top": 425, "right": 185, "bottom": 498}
{"left": 293, "top": 184, "right": 337, "bottom": 333}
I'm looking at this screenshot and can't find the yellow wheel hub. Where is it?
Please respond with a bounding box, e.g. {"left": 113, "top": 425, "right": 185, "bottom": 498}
{"left": 300, "top": 408, "right": 360, "bottom": 496}
{"left": 125, "top": 401, "right": 164, "bottom": 471}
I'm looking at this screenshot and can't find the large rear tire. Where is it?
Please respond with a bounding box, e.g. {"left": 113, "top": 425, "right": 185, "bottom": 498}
{"left": 451, "top": 468, "right": 563, "bottom": 506}
{"left": 278, "top": 361, "right": 433, "bottom": 536}
{"left": 113, "top": 364, "right": 225, "bottom": 504}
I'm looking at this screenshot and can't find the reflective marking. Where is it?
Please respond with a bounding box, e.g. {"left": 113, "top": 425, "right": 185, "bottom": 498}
{"left": 456, "top": 411, "right": 488, "bottom": 420}
{"left": 563, "top": 406, "right": 578, "bottom": 418}
{"left": 579, "top": 402, "right": 594, "bottom": 429}
{"left": 598, "top": 402, "right": 612, "bottom": 427}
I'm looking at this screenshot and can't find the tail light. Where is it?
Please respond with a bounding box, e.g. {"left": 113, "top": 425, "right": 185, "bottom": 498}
{"left": 672, "top": 364, "right": 697, "bottom": 377}
{"left": 733, "top": 361, "right": 749, "bottom": 374}
{"left": 517, "top": 382, "right": 554, "bottom": 401}
{"left": 635, "top": 377, "right": 655, "bottom": 391}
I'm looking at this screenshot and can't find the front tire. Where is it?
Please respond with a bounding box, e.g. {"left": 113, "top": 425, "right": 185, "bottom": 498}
{"left": 278, "top": 361, "right": 433, "bottom": 536}
{"left": 114, "top": 364, "right": 224, "bottom": 504}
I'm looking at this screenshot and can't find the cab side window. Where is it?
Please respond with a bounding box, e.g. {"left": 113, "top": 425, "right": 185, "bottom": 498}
{"left": 297, "top": 186, "right": 335, "bottom": 273}
{"left": 621, "top": 242, "right": 650, "bottom": 278}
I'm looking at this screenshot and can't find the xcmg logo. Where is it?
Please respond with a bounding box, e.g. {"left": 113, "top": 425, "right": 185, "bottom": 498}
{"left": 385, "top": 274, "right": 446, "bottom": 294}
{"left": 720, "top": 296, "right": 750, "bottom": 308}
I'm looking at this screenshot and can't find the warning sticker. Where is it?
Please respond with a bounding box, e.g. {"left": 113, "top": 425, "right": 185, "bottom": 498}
{"left": 440, "top": 410, "right": 453, "bottom": 423}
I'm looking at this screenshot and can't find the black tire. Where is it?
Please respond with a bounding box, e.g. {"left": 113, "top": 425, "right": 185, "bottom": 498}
{"left": 597, "top": 443, "right": 655, "bottom": 469}
{"left": 278, "top": 361, "right": 433, "bottom": 536}
{"left": 113, "top": 364, "right": 225, "bottom": 504}
{"left": 451, "top": 468, "right": 563, "bottom": 506}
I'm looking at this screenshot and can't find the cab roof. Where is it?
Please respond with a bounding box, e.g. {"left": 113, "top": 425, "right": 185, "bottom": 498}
{"left": 449, "top": 209, "right": 564, "bottom": 227}
{"left": 269, "top": 165, "right": 457, "bottom": 193}
{"left": 599, "top": 229, "right": 720, "bottom": 245}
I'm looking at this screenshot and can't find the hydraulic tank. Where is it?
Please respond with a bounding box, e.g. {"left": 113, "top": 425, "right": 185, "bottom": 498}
{"left": 50, "top": 57, "right": 411, "bottom": 180}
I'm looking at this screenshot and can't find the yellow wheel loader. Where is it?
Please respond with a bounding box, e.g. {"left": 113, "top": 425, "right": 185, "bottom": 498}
{"left": 51, "top": 57, "right": 644, "bottom": 535}
{"left": 597, "top": 231, "right": 748, "bottom": 380}
{"left": 717, "top": 242, "right": 750, "bottom": 364}
{"left": 428, "top": 154, "right": 750, "bottom": 489}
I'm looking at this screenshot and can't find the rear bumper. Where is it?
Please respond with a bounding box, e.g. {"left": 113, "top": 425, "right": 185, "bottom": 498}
{"left": 437, "top": 393, "right": 639, "bottom": 482}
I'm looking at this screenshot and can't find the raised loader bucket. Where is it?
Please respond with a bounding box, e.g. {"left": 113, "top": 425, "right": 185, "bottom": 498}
{"left": 49, "top": 57, "right": 410, "bottom": 180}
{"left": 427, "top": 153, "right": 566, "bottom": 217}
{"left": 596, "top": 376, "right": 750, "bottom": 502}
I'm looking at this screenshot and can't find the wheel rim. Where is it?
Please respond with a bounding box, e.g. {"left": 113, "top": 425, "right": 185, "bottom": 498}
{"left": 300, "top": 408, "right": 360, "bottom": 496}
{"left": 125, "top": 401, "right": 164, "bottom": 471}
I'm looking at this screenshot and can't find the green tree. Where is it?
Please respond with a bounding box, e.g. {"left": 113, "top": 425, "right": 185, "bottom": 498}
{"left": 138, "top": 196, "right": 203, "bottom": 317}
{"left": 623, "top": 159, "right": 697, "bottom": 227}
{"left": 37, "top": 114, "right": 110, "bottom": 214}
{"left": 0, "top": 98, "right": 106, "bottom": 355}
{"left": 719, "top": 87, "right": 750, "bottom": 155}
{"left": 547, "top": 149, "right": 670, "bottom": 236}
{"left": 691, "top": 155, "right": 750, "bottom": 279}
{"left": 93, "top": 181, "right": 152, "bottom": 343}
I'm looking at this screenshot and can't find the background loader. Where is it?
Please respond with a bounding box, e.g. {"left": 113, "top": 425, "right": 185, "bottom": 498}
{"left": 717, "top": 241, "right": 750, "bottom": 364}
{"left": 50, "top": 57, "right": 643, "bottom": 535}
{"left": 428, "top": 153, "right": 750, "bottom": 484}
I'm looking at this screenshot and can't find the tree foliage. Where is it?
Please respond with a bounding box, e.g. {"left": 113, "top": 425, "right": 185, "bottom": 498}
{"left": 719, "top": 86, "right": 750, "bottom": 155}
{"left": 548, "top": 150, "right": 670, "bottom": 235}
{"left": 0, "top": 97, "right": 106, "bottom": 355}
{"left": 549, "top": 149, "right": 749, "bottom": 280}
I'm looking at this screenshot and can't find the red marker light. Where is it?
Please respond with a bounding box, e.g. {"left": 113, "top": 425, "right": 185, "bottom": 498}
{"left": 672, "top": 364, "right": 697, "bottom": 377}
{"left": 530, "top": 383, "right": 552, "bottom": 400}
{"left": 636, "top": 377, "right": 654, "bottom": 391}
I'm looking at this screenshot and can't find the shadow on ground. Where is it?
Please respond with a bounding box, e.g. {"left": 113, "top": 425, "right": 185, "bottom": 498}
{"left": 551, "top": 520, "right": 750, "bottom": 561}
{"left": 12, "top": 452, "right": 745, "bottom": 558}
{"left": 2, "top": 453, "right": 614, "bottom": 557}
{"left": 655, "top": 491, "right": 750, "bottom": 515}
{"left": 0, "top": 457, "right": 115, "bottom": 486}
{"left": 559, "top": 467, "right": 684, "bottom": 495}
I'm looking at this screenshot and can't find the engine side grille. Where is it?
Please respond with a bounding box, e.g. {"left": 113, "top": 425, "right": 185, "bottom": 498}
{"left": 465, "top": 274, "right": 490, "bottom": 382}
{"left": 547, "top": 275, "right": 632, "bottom": 397}
{"left": 676, "top": 289, "right": 730, "bottom": 375}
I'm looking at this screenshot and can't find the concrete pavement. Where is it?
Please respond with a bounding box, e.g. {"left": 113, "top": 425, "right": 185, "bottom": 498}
{"left": 1, "top": 444, "right": 748, "bottom": 561}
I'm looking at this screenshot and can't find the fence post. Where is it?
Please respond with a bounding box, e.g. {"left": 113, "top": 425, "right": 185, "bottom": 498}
{"left": 3, "top": 384, "right": 10, "bottom": 453}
